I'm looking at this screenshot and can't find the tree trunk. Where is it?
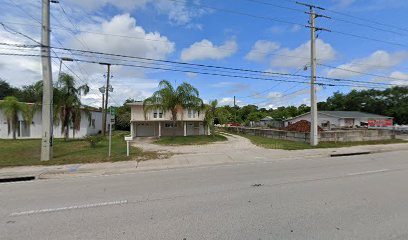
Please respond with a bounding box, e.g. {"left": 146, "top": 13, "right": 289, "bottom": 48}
{"left": 12, "top": 121, "right": 16, "bottom": 140}
{"left": 64, "top": 125, "right": 69, "bottom": 141}
{"left": 172, "top": 111, "right": 177, "bottom": 139}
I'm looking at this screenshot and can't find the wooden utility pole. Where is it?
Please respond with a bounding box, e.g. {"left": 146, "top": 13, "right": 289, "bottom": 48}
{"left": 100, "top": 63, "right": 111, "bottom": 136}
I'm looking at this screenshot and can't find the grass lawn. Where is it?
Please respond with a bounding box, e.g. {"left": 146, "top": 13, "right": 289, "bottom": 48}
{"left": 0, "top": 131, "right": 160, "bottom": 168}
{"left": 154, "top": 134, "right": 228, "bottom": 145}
{"left": 229, "top": 132, "right": 406, "bottom": 150}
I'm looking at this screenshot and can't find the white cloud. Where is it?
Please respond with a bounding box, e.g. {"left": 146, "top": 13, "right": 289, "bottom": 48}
{"left": 334, "top": 0, "right": 358, "bottom": 8}
{"left": 185, "top": 72, "right": 198, "bottom": 78}
{"left": 271, "top": 39, "right": 336, "bottom": 68}
{"left": 389, "top": 71, "right": 408, "bottom": 85}
{"left": 181, "top": 39, "right": 238, "bottom": 62}
{"left": 218, "top": 97, "right": 244, "bottom": 107}
{"left": 327, "top": 50, "right": 408, "bottom": 78}
{"left": 71, "top": 14, "right": 175, "bottom": 59}
{"left": 372, "top": 71, "right": 408, "bottom": 86}
{"left": 65, "top": 0, "right": 210, "bottom": 25}
{"left": 245, "top": 40, "right": 280, "bottom": 62}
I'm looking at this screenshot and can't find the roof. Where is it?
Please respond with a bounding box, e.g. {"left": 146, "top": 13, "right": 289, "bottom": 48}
{"left": 126, "top": 101, "right": 144, "bottom": 106}
{"left": 285, "top": 111, "right": 392, "bottom": 121}
{"left": 319, "top": 111, "right": 392, "bottom": 119}
{"left": 260, "top": 116, "right": 274, "bottom": 121}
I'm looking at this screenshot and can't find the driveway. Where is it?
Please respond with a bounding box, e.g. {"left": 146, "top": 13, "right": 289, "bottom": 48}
{"left": 131, "top": 134, "right": 261, "bottom": 155}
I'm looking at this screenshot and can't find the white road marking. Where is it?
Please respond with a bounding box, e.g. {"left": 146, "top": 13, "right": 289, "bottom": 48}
{"left": 347, "top": 169, "right": 389, "bottom": 176}
{"left": 10, "top": 200, "right": 128, "bottom": 217}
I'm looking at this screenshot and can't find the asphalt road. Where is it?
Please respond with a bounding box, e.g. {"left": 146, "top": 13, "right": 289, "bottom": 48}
{"left": 1, "top": 150, "right": 408, "bottom": 240}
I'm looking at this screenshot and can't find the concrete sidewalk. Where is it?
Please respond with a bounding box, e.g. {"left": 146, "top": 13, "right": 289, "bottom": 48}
{"left": 1, "top": 139, "right": 408, "bottom": 181}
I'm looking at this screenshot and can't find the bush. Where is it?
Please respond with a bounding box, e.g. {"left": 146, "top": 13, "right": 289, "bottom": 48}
{"left": 85, "top": 135, "right": 103, "bottom": 148}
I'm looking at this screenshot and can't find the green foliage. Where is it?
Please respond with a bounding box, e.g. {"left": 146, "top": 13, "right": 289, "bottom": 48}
{"left": 247, "top": 111, "right": 267, "bottom": 122}
{"left": 0, "top": 131, "right": 161, "bottom": 168}
{"left": 53, "top": 73, "right": 90, "bottom": 140}
{"left": 0, "top": 96, "right": 33, "bottom": 139}
{"left": 114, "top": 99, "right": 136, "bottom": 131}
{"left": 0, "top": 80, "right": 20, "bottom": 100}
{"left": 84, "top": 135, "right": 104, "bottom": 148}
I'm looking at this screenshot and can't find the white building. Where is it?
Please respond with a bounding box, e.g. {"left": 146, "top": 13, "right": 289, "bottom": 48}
{"left": 284, "top": 111, "right": 393, "bottom": 129}
{"left": 0, "top": 104, "right": 109, "bottom": 139}
{"left": 128, "top": 102, "right": 209, "bottom": 138}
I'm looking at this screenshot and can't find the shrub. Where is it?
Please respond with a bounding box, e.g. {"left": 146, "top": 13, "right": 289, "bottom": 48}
{"left": 85, "top": 135, "right": 103, "bottom": 148}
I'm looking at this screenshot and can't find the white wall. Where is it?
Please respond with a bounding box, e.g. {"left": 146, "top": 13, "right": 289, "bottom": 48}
{"left": 0, "top": 109, "right": 109, "bottom": 139}
{"left": 284, "top": 113, "right": 340, "bottom": 128}
{"left": 130, "top": 105, "right": 206, "bottom": 121}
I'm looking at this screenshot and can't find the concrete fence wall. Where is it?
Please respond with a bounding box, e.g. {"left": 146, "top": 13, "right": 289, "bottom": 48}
{"left": 224, "top": 127, "right": 396, "bottom": 142}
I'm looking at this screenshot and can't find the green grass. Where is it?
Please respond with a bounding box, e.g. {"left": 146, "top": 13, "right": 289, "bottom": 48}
{"left": 154, "top": 134, "right": 228, "bottom": 145}
{"left": 0, "top": 131, "right": 161, "bottom": 168}
{"left": 230, "top": 133, "right": 406, "bottom": 150}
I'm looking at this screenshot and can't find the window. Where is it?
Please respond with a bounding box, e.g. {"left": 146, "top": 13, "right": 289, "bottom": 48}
{"left": 153, "top": 109, "right": 163, "bottom": 119}
{"left": 165, "top": 123, "right": 178, "bottom": 128}
{"left": 188, "top": 109, "right": 197, "bottom": 118}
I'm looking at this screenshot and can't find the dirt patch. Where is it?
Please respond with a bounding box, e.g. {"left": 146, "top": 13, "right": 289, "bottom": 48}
{"left": 131, "top": 134, "right": 260, "bottom": 155}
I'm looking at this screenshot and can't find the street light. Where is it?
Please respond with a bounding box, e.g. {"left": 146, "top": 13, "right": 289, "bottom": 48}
{"left": 57, "top": 57, "right": 73, "bottom": 84}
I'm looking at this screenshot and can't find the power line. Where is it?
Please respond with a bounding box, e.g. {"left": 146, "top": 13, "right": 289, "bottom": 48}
{"left": 0, "top": 38, "right": 399, "bottom": 87}
{"left": 0, "top": 52, "right": 394, "bottom": 89}
{"left": 318, "top": 63, "right": 408, "bottom": 81}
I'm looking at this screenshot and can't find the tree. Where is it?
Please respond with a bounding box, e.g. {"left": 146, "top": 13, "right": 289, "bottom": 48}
{"left": 115, "top": 99, "right": 136, "bottom": 131}
{"left": 0, "top": 96, "right": 32, "bottom": 139}
{"left": 215, "top": 107, "right": 232, "bottom": 124}
{"left": 247, "top": 111, "right": 267, "bottom": 123}
{"left": 204, "top": 100, "right": 218, "bottom": 136}
{"left": 53, "top": 73, "right": 90, "bottom": 140}
{"left": 143, "top": 80, "right": 203, "bottom": 137}
{"left": 17, "top": 81, "right": 43, "bottom": 103}
{"left": 0, "top": 80, "right": 20, "bottom": 100}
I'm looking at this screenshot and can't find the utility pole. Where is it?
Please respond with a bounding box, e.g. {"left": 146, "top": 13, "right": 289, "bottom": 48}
{"left": 40, "top": 0, "right": 53, "bottom": 161}
{"left": 100, "top": 63, "right": 111, "bottom": 136}
{"left": 233, "top": 96, "right": 237, "bottom": 123}
{"left": 297, "top": 2, "right": 331, "bottom": 146}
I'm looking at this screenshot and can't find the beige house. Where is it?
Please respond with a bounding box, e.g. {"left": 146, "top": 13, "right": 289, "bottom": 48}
{"left": 128, "top": 102, "right": 209, "bottom": 138}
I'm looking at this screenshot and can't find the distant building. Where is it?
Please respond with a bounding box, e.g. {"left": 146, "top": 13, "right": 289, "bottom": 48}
{"left": 128, "top": 102, "right": 209, "bottom": 138}
{"left": 284, "top": 111, "right": 393, "bottom": 130}
{"left": 251, "top": 116, "right": 284, "bottom": 128}
{"left": 0, "top": 103, "right": 109, "bottom": 139}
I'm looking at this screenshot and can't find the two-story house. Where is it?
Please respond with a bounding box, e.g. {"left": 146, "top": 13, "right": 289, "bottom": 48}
{"left": 128, "top": 102, "right": 209, "bottom": 138}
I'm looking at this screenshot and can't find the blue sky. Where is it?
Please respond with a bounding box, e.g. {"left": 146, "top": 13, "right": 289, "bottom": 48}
{"left": 1, "top": 0, "right": 408, "bottom": 108}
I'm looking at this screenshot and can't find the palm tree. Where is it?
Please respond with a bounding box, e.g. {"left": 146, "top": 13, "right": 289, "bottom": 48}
{"left": 204, "top": 100, "right": 218, "bottom": 136}
{"left": 143, "top": 80, "right": 203, "bottom": 137}
{"left": 0, "top": 96, "right": 33, "bottom": 139}
{"left": 54, "top": 73, "right": 90, "bottom": 140}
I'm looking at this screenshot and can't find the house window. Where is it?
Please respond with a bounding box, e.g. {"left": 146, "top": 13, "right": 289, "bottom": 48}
{"left": 188, "top": 109, "right": 197, "bottom": 118}
{"left": 165, "top": 123, "right": 177, "bottom": 128}
{"left": 153, "top": 109, "right": 163, "bottom": 119}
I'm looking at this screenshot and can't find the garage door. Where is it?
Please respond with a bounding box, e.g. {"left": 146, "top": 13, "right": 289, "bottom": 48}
{"left": 136, "top": 123, "right": 155, "bottom": 137}
{"left": 187, "top": 123, "right": 194, "bottom": 136}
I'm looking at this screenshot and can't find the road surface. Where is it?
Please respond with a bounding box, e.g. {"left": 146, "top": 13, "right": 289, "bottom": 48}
{"left": 1, "top": 150, "right": 408, "bottom": 239}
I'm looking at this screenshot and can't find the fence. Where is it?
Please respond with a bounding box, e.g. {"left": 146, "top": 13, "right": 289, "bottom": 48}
{"left": 224, "top": 127, "right": 396, "bottom": 142}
